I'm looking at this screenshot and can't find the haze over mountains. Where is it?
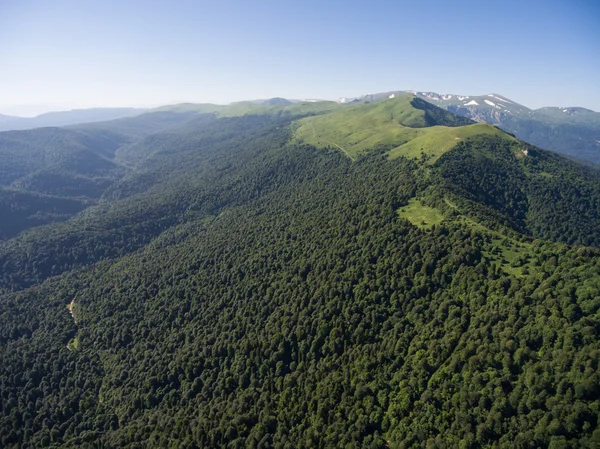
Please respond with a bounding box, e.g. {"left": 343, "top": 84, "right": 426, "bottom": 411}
{"left": 0, "top": 108, "right": 146, "bottom": 132}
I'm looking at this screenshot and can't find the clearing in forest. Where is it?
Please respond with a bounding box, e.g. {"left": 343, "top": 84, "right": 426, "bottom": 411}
{"left": 397, "top": 198, "right": 445, "bottom": 229}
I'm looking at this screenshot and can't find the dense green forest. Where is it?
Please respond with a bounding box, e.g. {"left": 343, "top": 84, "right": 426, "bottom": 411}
{"left": 0, "top": 111, "right": 208, "bottom": 238}
{"left": 431, "top": 136, "right": 600, "bottom": 247}
{"left": 0, "top": 187, "right": 90, "bottom": 240}
{"left": 1, "top": 96, "right": 599, "bottom": 447}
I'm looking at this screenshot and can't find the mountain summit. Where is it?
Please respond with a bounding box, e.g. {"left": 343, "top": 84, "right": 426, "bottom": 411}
{"left": 414, "top": 91, "right": 600, "bottom": 163}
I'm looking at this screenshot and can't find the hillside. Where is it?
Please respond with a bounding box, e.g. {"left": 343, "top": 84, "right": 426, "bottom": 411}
{"left": 294, "top": 94, "right": 482, "bottom": 159}
{"left": 0, "top": 110, "right": 221, "bottom": 238}
{"left": 0, "top": 98, "right": 600, "bottom": 448}
{"left": 152, "top": 99, "right": 341, "bottom": 119}
{"left": 415, "top": 91, "right": 600, "bottom": 164}
{"left": 0, "top": 187, "right": 90, "bottom": 240}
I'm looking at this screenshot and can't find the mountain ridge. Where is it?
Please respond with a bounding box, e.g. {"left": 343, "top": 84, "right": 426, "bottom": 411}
{"left": 412, "top": 91, "right": 600, "bottom": 163}
{"left": 0, "top": 107, "right": 146, "bottom": 132}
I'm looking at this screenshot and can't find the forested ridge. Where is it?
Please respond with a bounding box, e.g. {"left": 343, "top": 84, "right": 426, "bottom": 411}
{"left": 1, "top": 102, "right": 600, "bottom": 448}
{"left": 0, "top": 110, "right": 207, "bottom": 239}
{"left": 431, "top": 136, "right": 600, "bottom": 247}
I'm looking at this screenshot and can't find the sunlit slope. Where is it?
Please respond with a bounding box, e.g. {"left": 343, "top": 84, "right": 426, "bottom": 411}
{"left": 294, "top": 94, "right": 514, "bottom": 160}
{"left": 388, "top": 122, "right": 514, "bottom": 161}
{"left": 220, "top": 100, "right": 341, "bottom": 118}
{"left": 152, "top": 100, "right": 342, "bottom": 118}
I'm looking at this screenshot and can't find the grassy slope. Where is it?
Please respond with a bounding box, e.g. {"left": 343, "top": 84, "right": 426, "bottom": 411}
{"left": 220, "top": 101, "right": 341, "bottom": 118}
{"left": 152, "top": 101, "right": 342, "bottom": 118}
{"left": 294, "top": 94, "right": 515, "bottom": 160}
{"left": 397, "top": 198, "right": 444, "bottom": 229}
{"left": 398, "top": 195, "right": 540, "bottom": 277}
{"left": 388, "top": 123, "right": 514, "bottom": 162}
{"left": 150, "top": 95, "right": 513, "bottom": 162}
{"left": 294, "top": 95, "right": 424, "bottom": 158}
{"left": 443, "top": 198, "right": 537, "bottom": 277}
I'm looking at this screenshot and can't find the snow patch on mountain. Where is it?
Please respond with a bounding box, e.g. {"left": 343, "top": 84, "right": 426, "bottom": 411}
{"left": 483, "top": 99, "right": 503, "bottom": 109}
{"left": 464, "top": 100, "right": 479, "bottom": 106}
{"left": 420, "top": 92, "right": 442, "bottom": 101}
{"left": 489, "top": 95, "right": 513, "bottom": 104}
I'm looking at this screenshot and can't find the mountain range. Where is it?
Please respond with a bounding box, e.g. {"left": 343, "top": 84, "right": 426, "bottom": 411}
{"left": 1, "top": 94, "right": 599, "bottom": 447}
{"left": 0, "top": 108, "right": 146, "bottom": 132}
{"left": 414, "top": 91, "right": 600, "bottom": 164}
{"left": 3, "top": 93, "right": 599, "bottom": 165}
{"left": 334, "top": 91, "right": 600, "bottom": 164}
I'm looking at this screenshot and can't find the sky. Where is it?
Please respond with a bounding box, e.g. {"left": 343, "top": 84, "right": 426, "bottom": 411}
{"left": 1, "top": 0, "right": 599, "bottom": 116}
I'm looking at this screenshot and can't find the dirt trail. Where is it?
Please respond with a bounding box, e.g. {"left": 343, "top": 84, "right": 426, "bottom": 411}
{"left": 309, "top": 122, "right": 348, "bottom": 156}
{"left": 66, "top": 299, "right": 75, "bottom": 318}
{"left": 66, "top": 299, "right": 79, "bottom": 350}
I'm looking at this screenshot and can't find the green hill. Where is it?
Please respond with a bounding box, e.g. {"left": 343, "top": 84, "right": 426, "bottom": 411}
{"left": 1, "top": 99, "right": 600, "bottom": 448}
{"left": 153, "top": 99, "right": 340, "bottom": 119}
{"left": 294, "top": 94, "right": 505, "bottom": 160}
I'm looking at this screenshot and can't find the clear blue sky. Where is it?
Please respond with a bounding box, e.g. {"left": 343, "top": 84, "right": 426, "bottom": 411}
{"left": 1, "top": 0, "right": 599, "bottom": 116}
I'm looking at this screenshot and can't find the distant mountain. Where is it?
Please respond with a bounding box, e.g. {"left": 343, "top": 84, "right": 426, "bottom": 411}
{"left": 0, "top": 114, "right": 18, "bottom": 123}
{"left": 535, "top": 106, "right": 600, "bottom": 125}
{"left": 416, "top": 92, "right": 531, "bottom": 116}
{"left": 297, "top": 94, "right": 482, "bottom": 159}
{"left": 414, "top": 91, "right": 600, "bottom": 163}
{"left": 262, "top": 97, "right": 293, "bottom": 106}
{"left": 338, "top": 90, "right": 409, "bottom": 103}
{"left": 0, "top": 107, "right": 146, "bottom": 132}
